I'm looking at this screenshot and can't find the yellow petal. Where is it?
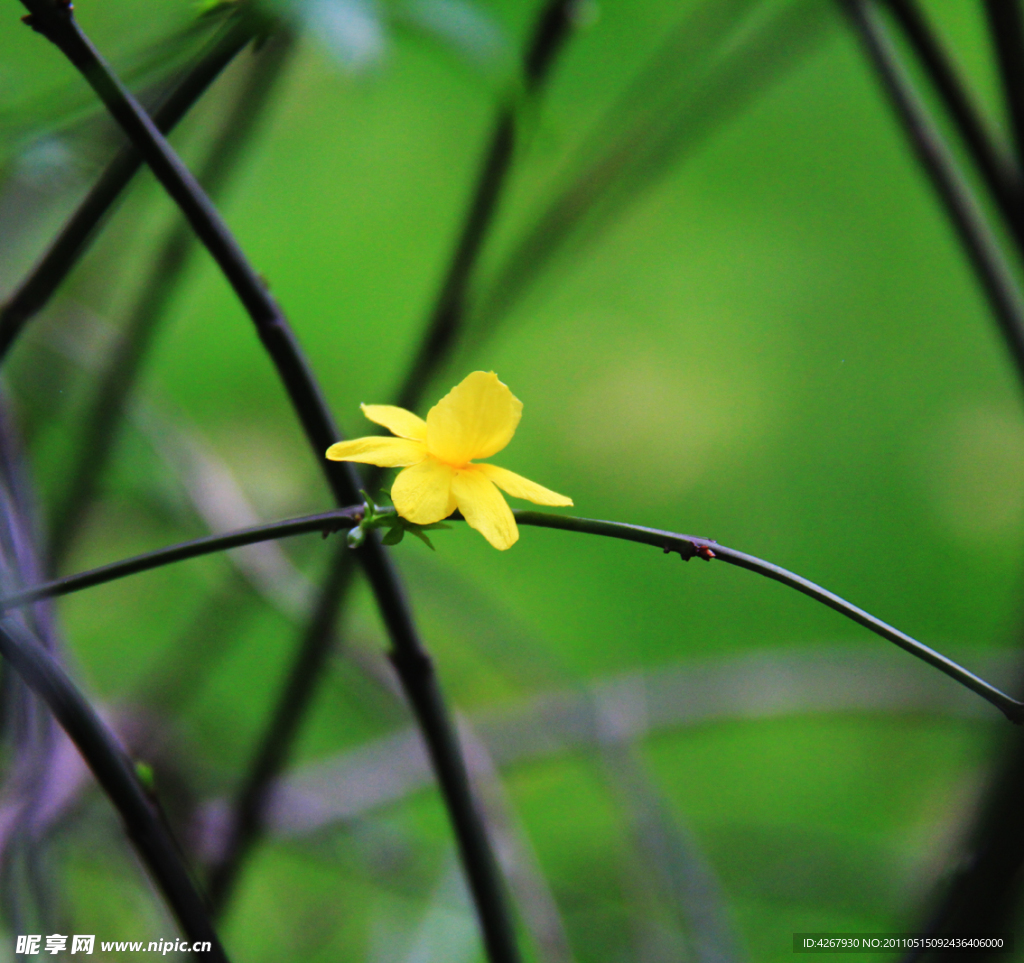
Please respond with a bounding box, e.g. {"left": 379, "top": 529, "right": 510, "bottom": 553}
{"left": 361, "top": 404, "right": 427, "bottom": 441}
{"left": 391, "top": 457, "right": 456, "bottom": 524}
{"left": 451, "top": 467, "right": 518, "bottom": 550}
{"left": 476, "top": 463, "right": 573, "bottom": 506}
{"left": 426, "top": 371, "right": 523, "bottom": 466}
{"left": 325, "top": 437, "right": 426, "bottom": 467}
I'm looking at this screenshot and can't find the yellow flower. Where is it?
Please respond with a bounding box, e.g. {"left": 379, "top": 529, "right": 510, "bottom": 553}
{"left": 326, "top": 371, "right": 573, "bottom": 550}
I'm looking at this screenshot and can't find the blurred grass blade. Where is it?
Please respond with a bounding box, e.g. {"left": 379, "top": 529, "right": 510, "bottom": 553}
{"left": 601, "top": 744, "right": 743, "bottom": 963}
{"left": 393, "top": 0, "right": 515, "bottom": 84}
{"left": 458, "top": 722, "right": 576, "bottom": 963}
{"left": 0, "top": 4, "right": 243, "bottom": 158}
{"left": 471, "top": 0, "right": 833, "bottom": 339}
{"left": 391, "top": 0, "right": 576, "bottom": 418}
{"left": 279, "top": 0, "right": 386, "bottom": 69}
{"left": 20, "top": 315, "right": 315, "bottom": 615}
{"left": 253, "top": 646, "right": 1016, "bottom": 836}
{"left": 204, "top": 549, "right": 358, "bottom": 914}
{"left": 0, "top": 397, "right": 63, "bottom": 933}
{"left": 0, "top": 11, "right": 260, "bottom": 364}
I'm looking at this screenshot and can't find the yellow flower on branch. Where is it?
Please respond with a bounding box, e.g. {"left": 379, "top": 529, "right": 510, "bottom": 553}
{"left": 326, "top": 371, "right": 573, "bottom": 550}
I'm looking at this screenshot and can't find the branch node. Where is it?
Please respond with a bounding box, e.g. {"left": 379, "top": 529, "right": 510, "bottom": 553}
{"left": 20, "top": 0, "right": 73, "bottom": 36}
{"left": 662, "top": 540, "right": 700, "bottom": 561}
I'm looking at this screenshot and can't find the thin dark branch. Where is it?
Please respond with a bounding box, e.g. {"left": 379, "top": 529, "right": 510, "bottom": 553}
{"left": 4, "top": 506, "right": 1019, "bottom": 723}
{"left": 984, "top": 0, "right": 1024, "bottom": 168}
{"left": 362, "top": 551, "right": 521, "bottom": 963}
{"left": 0, "top": 506, "right": 362, "bottom": 611}
{"left": 883, "top": 0, "right": 1024, "bottom": 249}
{"left": 17, "top": 7, "right": 522, "bottom": 958}
{"left": 213, "top": 0, "right": 577, "bottom": 931}
{"left": 512, "top": 511, "right": 1024, "bottom": 723}
{"left": 47, "top": 28, "right": 295, "bottom": 571}
{"left": 0, "top": 11, "right": 258, "bottom": 363}
{"left": 0, "top": 617, "right": 228, "bottom": 961}
{"left": 204, "top": 550, "right": 355, "bottom": 912}
{"left": 392, "top": 0, "right": 577, "bottom": 414}
{"left": 842, "top": 0, "right": 1024, "bottom": 388}
{"left": 18, "top": 4, "right": 346, "bottom": 491}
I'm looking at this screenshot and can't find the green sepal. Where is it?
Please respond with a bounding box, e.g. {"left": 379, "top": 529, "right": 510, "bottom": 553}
{"left": 347, "top": 489, "right": 449, "bottom": 551}
{"left": 406, "top": 527, "right": 435, "bottom": 550}
{"left": 382, "top": 525, "right": 405, "bottom": 545}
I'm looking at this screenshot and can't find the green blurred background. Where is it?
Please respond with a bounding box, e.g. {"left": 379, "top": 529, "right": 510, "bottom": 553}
{"left": 2, "top": 0, "right": 1023, "bottom": 959}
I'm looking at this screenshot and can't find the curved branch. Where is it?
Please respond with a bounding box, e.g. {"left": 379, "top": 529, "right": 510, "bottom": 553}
{"left": 17, "top": 5, "right": 521, "bottom": 959}
{"left": 7, "top": 506, "right": 1019, "bottom": 723}
{"left": 0, "top": 618, "right": 228, "bottom": 961}
{"left": 1, "top": 507, "right": 362, "bottom": 610}
{"left": 512, "top": 512, "right": 1023, "bottom": 723}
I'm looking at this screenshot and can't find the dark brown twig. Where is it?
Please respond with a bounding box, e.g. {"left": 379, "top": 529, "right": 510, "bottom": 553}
{"left": 984, "top": 0, "right": 1024, "bottom": 169}
{"left": 17, "top": 5, "right": 521, "bottom": 959}
{"left": 3, "top": 506, "right": 1018, "bottom": 724}
{"left": 0, "top": 617, "right": 227, "bottom": 961}
{"left": 842, "top": 0, "right": 1024, "bottom": 388}
{"left": 883, "top": 0, "right": 1024, "bottom": 250}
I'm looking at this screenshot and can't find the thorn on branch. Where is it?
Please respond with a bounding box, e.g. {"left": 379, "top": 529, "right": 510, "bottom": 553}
{"left": 321, "top": 512, "right": 359, "bottom": 539}
{"left": 662, "top": 540, "right": 716, "bottom": 561}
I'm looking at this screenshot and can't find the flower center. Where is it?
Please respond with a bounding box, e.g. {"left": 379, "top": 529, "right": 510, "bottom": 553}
{"left": 431, "top": 453, "right": 475, "bottom": 471}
